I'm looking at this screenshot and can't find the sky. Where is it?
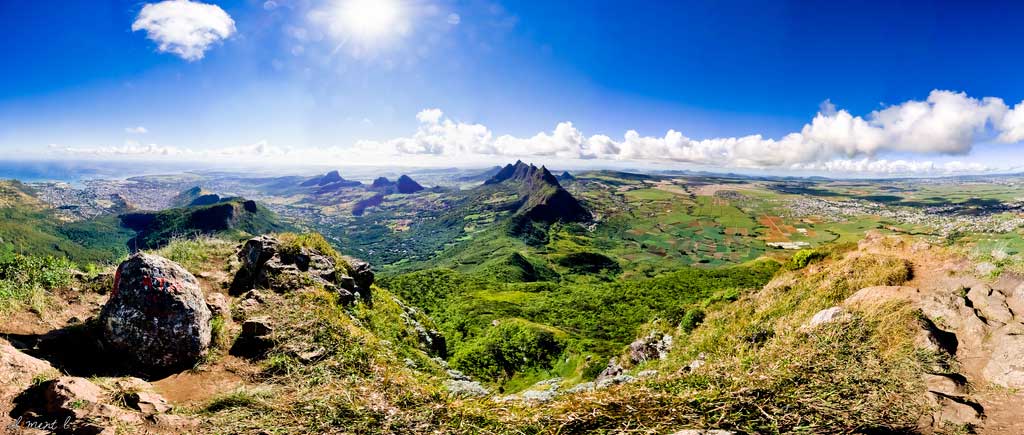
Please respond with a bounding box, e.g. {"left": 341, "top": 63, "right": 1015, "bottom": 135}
{"left": 3, "top": 0, "right": 1024, "bottom": 176}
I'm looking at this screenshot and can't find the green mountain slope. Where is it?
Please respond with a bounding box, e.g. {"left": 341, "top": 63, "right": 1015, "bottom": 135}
{"left": 120, "top": 198, "right": 290, "bottom": 250}
{"left": 0, "top": 180, "right": 133, "bottom": 264}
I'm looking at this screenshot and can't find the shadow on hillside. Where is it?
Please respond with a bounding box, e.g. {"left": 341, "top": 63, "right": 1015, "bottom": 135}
{"left": 1, "top": 320, "right": 179, "bottom": 381}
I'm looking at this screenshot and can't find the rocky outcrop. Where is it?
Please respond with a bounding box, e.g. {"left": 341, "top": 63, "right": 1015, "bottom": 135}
{"left": 837, "top": 239, "right": 1024, "bottom": 432}
{"left": 99, "top": 254, "right": 212, "bottom": 372}
{"left": 10, "top": 375, "right": 179, "bottom": 435}
{"left": 396, "top": 299, "right": 446, "bottom": 357}
{"left": 121, "top": 198, "right": 286, "bottom": 251}
{"left": 230, "top": 317, "right": 275, "bottom": 358}
{"left": 1, "top": 340, "right": 56, "bottom": 429}
{"left": 230, "top": 236, "right": 371, "bottom": 305}
{"left": 42, "top": 377, "right": 104, "bottom": 415}
{"left": 627, "top": 330, "right": 673, "bottom": 364}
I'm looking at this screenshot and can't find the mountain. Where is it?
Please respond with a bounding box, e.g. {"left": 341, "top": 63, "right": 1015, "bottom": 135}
{"left": 371, "top": 177, "right": 395, "bottom": 189}
{"left": 557, "top": 171, "right": 575, "bottom": 182}
{"left": 396, "top": 175, "right": 425, "bottom": 194}
{"left": 301, "top": 170, "right": 362, "bottom": 190}
{"left": 171, "top": 186, "right": 210, "bottom": 207}
{"left": 119, "top": 198, "right": 289, "bottom": 251}
{"left": 485, "top": 161, "right": 590, "bottom": 224}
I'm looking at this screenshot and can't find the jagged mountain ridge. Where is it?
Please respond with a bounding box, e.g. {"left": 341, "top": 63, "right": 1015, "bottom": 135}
{"left": 485, "top": 160, "right": 590, "bottom": 223}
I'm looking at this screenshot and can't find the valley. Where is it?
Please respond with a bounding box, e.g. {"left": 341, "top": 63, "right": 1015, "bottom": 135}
{"left": 4, "top": 162, "right": 1024, "bottom": 434}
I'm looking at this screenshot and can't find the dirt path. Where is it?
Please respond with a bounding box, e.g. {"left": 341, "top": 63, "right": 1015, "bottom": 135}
{"left": 855, "top": 234, "right": 1024, "bottom": 434}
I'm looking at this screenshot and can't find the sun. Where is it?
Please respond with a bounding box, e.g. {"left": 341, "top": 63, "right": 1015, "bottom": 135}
{"left": 333, "top": 0, "right": 403, "bottom": 41}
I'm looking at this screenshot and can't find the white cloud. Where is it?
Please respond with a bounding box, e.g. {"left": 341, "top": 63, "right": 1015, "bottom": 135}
{"left": 447, "top": 13, "right": 461, "bottom": 25}
{"left": 353, "top": 90, "right": 1024, "bottom": 173}
{"left": 124, "top": 126, "right": 148, "bottom": 134}
{"left": 132, "top": 0, "right": 236, "bottom": 61}
{"left": 48, "top": 90, "right": 1024, "bottom": 176}
{"left": 790, "top": 158, "right": 993, "bottom": 175}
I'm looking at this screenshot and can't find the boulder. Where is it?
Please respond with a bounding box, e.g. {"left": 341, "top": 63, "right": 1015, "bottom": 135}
{"left": 99, "top": 253, "right": 212, "bottom": 371}
{"left": 627, "top": 330, "right": 673, "bottom": 364}
{"left": 803, "top": 306, "right": 851, "bottom": 329}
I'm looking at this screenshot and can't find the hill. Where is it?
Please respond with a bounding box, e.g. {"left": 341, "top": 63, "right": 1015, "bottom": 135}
{"left": 119, "top": 199, "right": 290, "bottom": 250}
{"left": 0, "top": 180, "right": 133, "bottom": 264}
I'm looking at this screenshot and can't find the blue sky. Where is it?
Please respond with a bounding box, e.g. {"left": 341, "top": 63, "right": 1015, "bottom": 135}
{"left": 3, "top": 0, "right": 1024, "bottom": 175}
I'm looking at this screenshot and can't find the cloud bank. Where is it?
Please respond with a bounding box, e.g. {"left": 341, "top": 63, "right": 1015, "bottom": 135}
{"left": 357, "top": 90, "right": 1024, "bottom": 171}
{"left": 132, "top": 0, "right": 236, "bottom": 61}
{"left": 52, "top": 90, "right": 1024, "bottom": 176}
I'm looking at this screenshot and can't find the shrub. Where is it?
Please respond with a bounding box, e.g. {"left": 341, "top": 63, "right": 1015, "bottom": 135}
{"left": 0, "top": 253, "right": 74, "bottom": 312}
{"left": 790, "top": 248, "right": 826, "bottom": 269}
{"left": 451, "top": 321, "right": 565, "bottom": 381}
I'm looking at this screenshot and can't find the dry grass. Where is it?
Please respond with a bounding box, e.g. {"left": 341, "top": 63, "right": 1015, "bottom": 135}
{"left": 186, "top": 237, "right": 934, "bottom": 434}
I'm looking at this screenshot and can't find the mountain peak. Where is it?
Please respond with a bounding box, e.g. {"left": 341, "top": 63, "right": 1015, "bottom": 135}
{"left": 371, "top": 177, "right": 394, "bottom": 189}
{"left": 301, "top": 170, "right": 348, "bottom": 187}
{"left": 396, "top": 175, "right": 424, "bottom": 193}
{"left": 484, "top": 161, "right": 561, "bottom": 187}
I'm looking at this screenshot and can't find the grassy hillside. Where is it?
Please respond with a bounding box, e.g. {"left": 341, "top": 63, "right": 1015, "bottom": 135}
{"left": 120, "top": 198, "right": 290, "bottom": 250}
{"left": 381, "top": 259, "right": 780, "bottom": 389}
{"left": 0, "top": 181, "right": 133, "bottom": 264}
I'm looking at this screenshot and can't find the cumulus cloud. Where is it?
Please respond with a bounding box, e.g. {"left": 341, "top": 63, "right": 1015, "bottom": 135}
{"left": 50, "top": 90, "right": 1024, "bottom": 176}
{"left": 790, "top": 158, "right": 992, "bottom": 175}
{"left": 124, "top": 126, "right": 148, "bottom": 134}
{"left": 132, "top": 0, "right": 236, "bottom": 61}
{"left": 357, "top": 91, "right": 1024, "bottom": 173}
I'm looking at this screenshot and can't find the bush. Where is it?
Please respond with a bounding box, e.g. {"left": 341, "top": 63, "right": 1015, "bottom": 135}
{"left": 790, "top": 248, "right": 826, "bottom": 269}
{"left": 451, "top": 321, "right": 565, "bottom": 381}
{"left": 0, "top": 253, "right": 74, "bottom": 312}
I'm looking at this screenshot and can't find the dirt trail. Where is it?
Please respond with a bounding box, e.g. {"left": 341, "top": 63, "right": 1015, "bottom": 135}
{"left": 854, "top": 233, "right": 1024, "bottom": 434}
{"left": 152, "top": 355, "right": 249, "bottom": 407}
